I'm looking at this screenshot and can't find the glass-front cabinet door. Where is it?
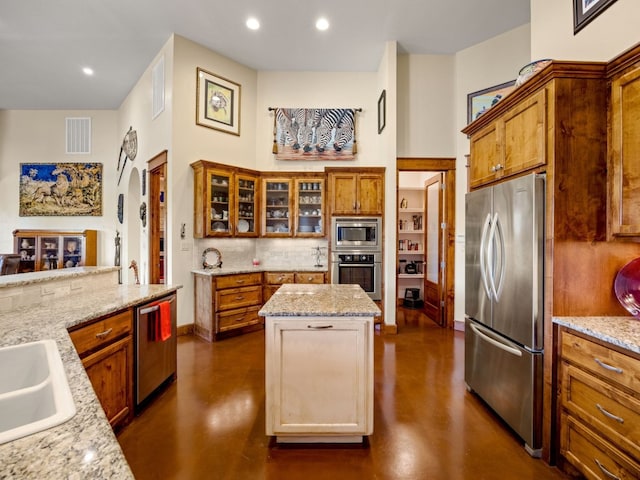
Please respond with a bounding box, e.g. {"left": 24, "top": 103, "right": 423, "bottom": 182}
{"left": 235, "top": 172, "right": 259, "bottom": 237}
{"left": 40, "top": 236, "right": 60, "bottom": 270}
{"left": 62, "top": 235, "right": 84, "bottom": 268}
{"left": 294, "top": 177, "right": 324, "bottom": 236}
{"left": 262, "top": 178, "right": 293, "bottom": 236}
{"left": 206, "top": 168, "right": 232, "bottom": 237}
{"left": 15, "top": 233, "right": 37, "bottom": 273}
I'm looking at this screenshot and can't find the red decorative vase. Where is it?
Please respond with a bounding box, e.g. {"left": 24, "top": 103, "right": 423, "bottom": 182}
{"left": 614, "top": 257, "right": 640, "bottom": 319}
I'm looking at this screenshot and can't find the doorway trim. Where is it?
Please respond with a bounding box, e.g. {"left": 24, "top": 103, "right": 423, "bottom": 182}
{"left": 148, "top": 150, "right": 168, "bottom": 285}
{"left": 397, "top": 157, "right": 456, "bottom": 329}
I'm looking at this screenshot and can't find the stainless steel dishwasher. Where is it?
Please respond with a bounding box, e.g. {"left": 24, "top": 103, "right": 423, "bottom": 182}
{"left": 135, "top": 293, "right": 177, "bottom": 408}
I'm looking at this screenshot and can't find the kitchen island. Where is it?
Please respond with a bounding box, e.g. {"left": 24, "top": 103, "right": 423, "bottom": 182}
{"left": 0, "top": 267, "right": 181, "bottom": 479}
{"left": 259, "top": 283, "right": 380, "bottom": 444}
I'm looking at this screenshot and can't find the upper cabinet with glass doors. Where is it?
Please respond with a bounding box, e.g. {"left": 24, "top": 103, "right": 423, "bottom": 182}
{"left": 294, "top": 177, "right": 325, "bottom": 237}
{"left": 191, "top": 160, "right": 260, "bottom": 238}
{"left": 262, "top": 178, "right": 293, "bottom": 237}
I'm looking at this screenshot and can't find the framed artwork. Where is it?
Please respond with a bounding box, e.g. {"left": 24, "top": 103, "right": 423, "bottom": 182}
{"left": 574, "top": 0, "right": 618, "bottom": 34}
{"left": 19, "top": 163, "right": 103, "bottom": 216}
{"left": 196, "top": 67, "right": 241, "bottom": 136}
{"left": 271, "top": 108, "right": 358, "bottom": 160}
{"left": 467, "top": 80, "right": 516, "bottom": 124}
{"left": 378, "top": 90, "right": 386, "bottom": 134}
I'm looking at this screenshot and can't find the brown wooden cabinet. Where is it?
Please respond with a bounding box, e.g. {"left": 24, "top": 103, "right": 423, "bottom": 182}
{"left": 68, "top": 309, "right": 133, "bottom": 430}
{"left": 467, "top": 89, "right": 546, "bottom": 189}
{"left": 558, "top": 328, "right": 640, "bottom": 479}
{"left": 326, "top": 168, "right": 385, "bottom": 216}
{"left": 293, "top": 177, "right": 325, "bottom": 237}
{"left": 608, "top": 44, "right": 640, "bottom": 238}
{"left": 194, "top": 272, "right": 263, "bottom": 341}
{"left": 262, "top": 177, "right": 294, "bottom": 237}
{"left": 262, "top": 271, "right": 326, "bottom": 303}
{"left": 13, "top": 229, "right": 97, "bottom": 273}
{"left": 191, "top": 160, "right": 260, "bottom": 238}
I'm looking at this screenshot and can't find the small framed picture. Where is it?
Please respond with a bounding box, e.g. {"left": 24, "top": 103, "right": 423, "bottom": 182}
{"left": 573, "top": 0, "right": 618, "bottom": 34}
{"left": 196, "top": 67, "right": 241, "bottom": 136}
{"left": 377, "top": 89, "right": 386, "bottom": 134}
{"left": 467, "top": 80, "right": 516, "bottom": 124}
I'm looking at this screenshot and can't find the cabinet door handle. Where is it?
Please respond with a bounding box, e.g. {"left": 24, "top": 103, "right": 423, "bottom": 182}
{"left": 95, "top": 328, "right": 113, "bottom": 339}
{"left": 594, "top": 358, "right": 623, "bottom": 374}
{"left": 307, "top": 325, "right": 333, "bottom": 329}
{"left": 594, "top": 459, "right": 621, "bottom": 480}
{"left": 596, "top": 403, "right": 624, "bottom": 424}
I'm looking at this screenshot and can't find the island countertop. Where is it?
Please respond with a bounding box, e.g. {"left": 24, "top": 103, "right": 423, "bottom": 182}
{"left": 0, "top": 282, "right": 181, "bottom": 479}
{"left": 258, "top": 284, "right": 381, "bottom": 317}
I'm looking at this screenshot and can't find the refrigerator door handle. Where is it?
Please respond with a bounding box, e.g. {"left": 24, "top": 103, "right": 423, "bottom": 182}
{"left": 493, "top": 213, "right": 506, "bottom": 300}
{"left": 469, "top": 322, "right": 523, "bottom": 357}
{"left": 487, "top": 213, "right": 500, "bottom": 301}
{"left": 479, "top": 213, "right": 492, "bottom": 300}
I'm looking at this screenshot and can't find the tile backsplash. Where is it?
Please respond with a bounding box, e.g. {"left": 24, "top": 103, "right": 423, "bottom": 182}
{"left": 194, "top": 238, "right": 329, "bottom": 270}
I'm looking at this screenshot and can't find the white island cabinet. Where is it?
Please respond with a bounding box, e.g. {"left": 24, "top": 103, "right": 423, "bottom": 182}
{"left": 259, "top": 283, "right": 380, "bottom": 444}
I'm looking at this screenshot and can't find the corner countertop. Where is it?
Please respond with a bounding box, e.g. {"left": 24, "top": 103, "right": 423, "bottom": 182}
{"left": 552, "top": 316, "right": 640, "bottom": 355}
{"left": 0, "top": 282, "right": 182, "bottom": 479}
{"left": 258, "top": 284, "right": 381, "bottom": 317}
{"left": 192, "top": 265, "right": 328, "bottom": 276}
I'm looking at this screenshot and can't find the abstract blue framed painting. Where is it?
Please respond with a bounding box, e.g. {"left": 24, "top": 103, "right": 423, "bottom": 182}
{"left": 19, "top": 163, "right": 103, "bottom": 216}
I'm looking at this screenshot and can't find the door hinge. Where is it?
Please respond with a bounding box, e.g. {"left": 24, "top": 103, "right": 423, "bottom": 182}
{"left": 441, "top": 222, "right": 446, "bottom": 230}
{"left": 440, "top": 261, "right": 445, "bottom": 270}
{"left": 440, "top": 300, "right": 445, "bottom": 307}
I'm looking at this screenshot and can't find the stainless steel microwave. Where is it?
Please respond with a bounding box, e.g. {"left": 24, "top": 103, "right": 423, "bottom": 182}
{"left": 331, "top": 217, "right": 381, "bottom": 250}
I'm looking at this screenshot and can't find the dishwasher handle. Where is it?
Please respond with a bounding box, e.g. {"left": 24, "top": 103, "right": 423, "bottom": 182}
{"left": 139, "top": 296, "right": 175, "bottom": 315}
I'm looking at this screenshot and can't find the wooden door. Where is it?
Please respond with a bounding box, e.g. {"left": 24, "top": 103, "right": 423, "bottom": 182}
{"left": 423, "top": 174, "right": 444, "bottom": 326}
{"left": 329, "top": 172, "right": 358, "bottom": 215}
{"left": 149, "top": 151, "right": 167, "bottom": 284}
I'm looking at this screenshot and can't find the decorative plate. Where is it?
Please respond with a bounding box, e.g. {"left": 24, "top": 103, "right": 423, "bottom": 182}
{"left": 237, "top": 219, "right": 249, "bottom": 233}
{"left": 614, "top": 257, "right": 640, "bottom": 319}
{"left": 212, "top": 221, "right": 226, "bottom": 232}
{"left": 202, "top": 247, "right": 222, "bottom": 269}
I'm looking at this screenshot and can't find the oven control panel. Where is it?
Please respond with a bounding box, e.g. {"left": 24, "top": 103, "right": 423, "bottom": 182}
{"left": 337, "top": 254, "right": 376, "bottom": 263}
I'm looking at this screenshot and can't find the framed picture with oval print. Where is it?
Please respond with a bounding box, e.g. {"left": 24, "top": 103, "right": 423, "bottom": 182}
{"left": 196, "top": 67, "right": 241, "bottom": 136}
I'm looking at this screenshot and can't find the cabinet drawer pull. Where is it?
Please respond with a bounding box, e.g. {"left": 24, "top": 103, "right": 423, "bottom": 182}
{"left": 596, "top": 403, "right": 624, "bottom": 424}
{"left": 307, "top": 325, "right": 333, "bottom": 329}
{"left": 594, "top": 459, "right": 621, "bottom": 480}
{"left": 236, "top": 279, "right": 245, "bottom": 284}
{"left": 594, "top": 358, "right": 623, "bottom": 374}
{"left": 235, "top": 296, "right": 245, "bottom": 301}
{"left": 307, "top": 277, "right": 313, "bottom": 282}
{"left": 95, "top": 328, "right": 113, "bottom": 339}
{"left": 278, "top": 276, "right": 285, "bottom": 281}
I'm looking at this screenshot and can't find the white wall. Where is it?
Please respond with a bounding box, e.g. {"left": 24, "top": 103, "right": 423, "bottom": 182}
{"left": 397, "top": 54, "right": 456, "bottom": 158}
{"left": 0, "top": 109, "right": 118, "bottom": 264}
{"left": 531, "top": 0, "right": 640, "bottom": 61}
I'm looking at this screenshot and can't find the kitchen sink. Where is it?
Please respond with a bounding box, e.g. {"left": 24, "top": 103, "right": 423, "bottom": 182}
{"left": 0, "top": 340, "right": 76, "bottom": 444}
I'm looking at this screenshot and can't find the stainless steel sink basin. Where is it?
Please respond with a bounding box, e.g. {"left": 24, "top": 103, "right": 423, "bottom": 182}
{"left": 0, "top": 340, "right": 76, "bottom": 444}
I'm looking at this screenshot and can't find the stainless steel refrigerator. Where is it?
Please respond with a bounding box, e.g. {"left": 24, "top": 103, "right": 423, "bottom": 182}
{"left": 464, "top": 173, "right": 544, "bottom": 457}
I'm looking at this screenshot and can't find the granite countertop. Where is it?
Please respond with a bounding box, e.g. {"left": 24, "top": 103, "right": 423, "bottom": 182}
{"left": 0, "top": 282, "right": 181, "bottom": 479}
{"left": 192, "top": 265, "right": 328, "bottom": 276}
{"left": 259, "top": 283, "right": 381, "bottom": 317}
{"left": 0, "top": 266, "right": 120, "bottom": 288}
{"left": 553, "top": 316, "right": 640, "bottom": 355}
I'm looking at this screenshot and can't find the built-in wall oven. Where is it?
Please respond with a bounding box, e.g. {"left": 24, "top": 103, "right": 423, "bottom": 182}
{"left": 331, "top": 252, "right": 382, "bottom": 300}
{"left": 331, "top": 217, "right": 382, "bottom": 301}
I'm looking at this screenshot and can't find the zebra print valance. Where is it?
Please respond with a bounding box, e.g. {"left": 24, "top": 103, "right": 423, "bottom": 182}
{"left": 269, "top": 108, "right": 361, "bottom": 160}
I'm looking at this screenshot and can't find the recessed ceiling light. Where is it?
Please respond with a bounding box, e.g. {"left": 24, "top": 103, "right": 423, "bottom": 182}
{"left": 246, "top": 17, "right": 260, "bottom": 30}
{"left": 82, "top": 67, "right": 94, "bottom": 76}
{"left": 315, "top": 17, "right": 329, "bottom": 31}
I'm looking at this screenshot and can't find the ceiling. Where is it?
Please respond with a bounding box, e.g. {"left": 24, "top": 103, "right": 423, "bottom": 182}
{"left": 0, "top": 0, "right": 530, "bottom": 110}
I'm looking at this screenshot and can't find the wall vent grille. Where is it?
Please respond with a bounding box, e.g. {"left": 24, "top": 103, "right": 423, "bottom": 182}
{"left": 65, "top": 117, "right": 91, "bottom": 154}
{"left": 152, "top": 55, "right": 165, "bottom": 119}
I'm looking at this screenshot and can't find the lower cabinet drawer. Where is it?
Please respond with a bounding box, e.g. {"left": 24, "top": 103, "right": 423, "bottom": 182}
{"left": 69, "top": 309, "right": 132, "bottom": 356}
{"left": 264, "top": 272, "right": 295, "bottom": 285}
{"left": 216, "top": 285, "right": 262, "bottom": 311}
{"left": 562, "top": 363, "right": 640, "bottom": 460}
{"left": 294, "top": 272, "right": 325, "bottom": 284}
{"left": 215, "top": 272, "right": 262, "bottom": 290}
{"left": 217, "top": 306, "right": 262, "bottom": 332}
{"left": 561, "top": 413, "right": 640, "bottom": 480}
